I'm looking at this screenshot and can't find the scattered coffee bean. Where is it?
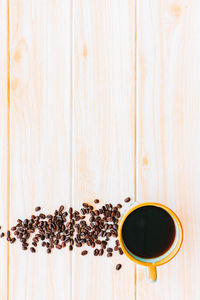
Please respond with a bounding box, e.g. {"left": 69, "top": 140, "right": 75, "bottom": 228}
{"left": 107, "top": 248, "right": 113, "bottom": 253}
{"left": 115, "top": 239, "right": 120, "bottom": 246}
{"left": 107, "top": 253, "right": 112, "bottom": 257}
{"left": 116, "top": 264, "right": 122, "bottom": 270}
{"left": 35, "top": 206, "right": 41, "bottom": 212}
{"left": 118, "top": 248, "right": 124, "bottom": 255}
{"left": 99, "top": 249, "right": 104, "bottom": 256}
{"left": 30, "top": 247, "right": 36, "bottom": 253}
{"left": 124, "top": 197, "right": 131, "bottom": 203}
{"left": 94, "top": 249, "right": 99, "bottom": 256}
{"left": 0, "top": 197, "right": 128, "bottom": 270}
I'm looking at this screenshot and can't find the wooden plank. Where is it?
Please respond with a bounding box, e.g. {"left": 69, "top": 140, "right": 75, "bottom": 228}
{"left": 72, "top": 1, "right": 136, "bottom": 299}
{"left": 9, "top": 1, "right": 72, "bottom": 299}
{"left": 0, "top": 1, "right": 9, "bottom": 299}
{"left": 136, "top": 1, "right": 200, "bottom": 299}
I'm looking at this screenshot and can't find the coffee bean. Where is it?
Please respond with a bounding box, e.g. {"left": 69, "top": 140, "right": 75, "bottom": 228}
{"left": 0, "top": 233, "right": 5, "bottom": 238}
{"left": 116, "top": 264, "right": 122, "bottom": 270}
{"left": 35, "top": 206, "right": 41, "bottom": 212}
{"left": 114, "top": 246, "right": 118, "bottom": 251}
{"left": 42, "top": 241, "right": 46, "bottom": 247}
{"left": 56, "top": 245, "right": 62, "bottom": 249}
{"left": 107, "top": 248, "right": 113, "bottom": 252}
{"left": 117, "top": 204, "right": 122, "bottom": 209}
{"left": 69, "top": 245, "right": 73, "bottom": 251}
{"left": 94, "top": 249, "right": 99, "bottom": 256}
{"left": 124, "top": 197, "right": 131, "bottom": 203}
{"left": 76, "top": 243, "right": 82, "bottom": 247}
{"left": 118, "top": 248, "right": 124, "bottom": 255}
{"left": 39, "top": 213, "right": 46, "bottom": 219}
{"left": 59, "top": 205, "right": 64, "bottom": 212}
{"left": 81, "top": 250, "right": 88, "bottom": 256}
{"left": 11, "top": 226, "right": 16, "bottom": 231}
{"left": 47, "top": 249, "right": 51, "bottom": 254}
{"left": 115, "top": 239, "right": 119, "bottom": 246}
{"left": 107, "top": 253, "right": 112, "bottom": 257}
{"left": 99, "top": 249, "right": 104, "bottom": 256}
{"left": 30, "top": 247, "right": 36, "bottom": 253}
{"left": 62, "top": 242, "right": 66, "bottom": 248}
{"left": 94, "top": 199, "right": 99, "bottom": 204}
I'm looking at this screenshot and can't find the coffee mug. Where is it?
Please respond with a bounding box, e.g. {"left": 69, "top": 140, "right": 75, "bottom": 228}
{"left": 118, "top": 202, "right": 183, "bottom": 282}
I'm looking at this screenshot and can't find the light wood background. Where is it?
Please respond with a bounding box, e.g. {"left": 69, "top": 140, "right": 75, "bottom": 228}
{"left": 0, "top": 0, "right": 199, "bottom": 299}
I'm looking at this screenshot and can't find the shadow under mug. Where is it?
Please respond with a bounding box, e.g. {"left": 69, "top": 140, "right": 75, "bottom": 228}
{"left": 118, "top": 202, "right": 183, "bottom": 282}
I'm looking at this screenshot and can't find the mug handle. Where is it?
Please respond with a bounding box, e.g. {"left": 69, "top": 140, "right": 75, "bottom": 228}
{"left": 146, "top": 265, "right": 157, "bottom": 282}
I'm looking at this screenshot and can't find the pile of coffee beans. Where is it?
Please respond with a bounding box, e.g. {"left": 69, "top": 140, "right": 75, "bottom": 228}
{"left": 0, "top": 197, "right": 132, "bottom": 270}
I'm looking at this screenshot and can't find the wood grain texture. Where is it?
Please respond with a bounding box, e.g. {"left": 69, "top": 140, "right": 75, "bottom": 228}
{"left": 136, "top": 0, "right": 200, "bottom": 299}
{"left": 72, "top": 1, "right": 136, "bottom": 299}
{"left": 0, "top": 1, "right": 9, "bottom": 299}
{"left": 9, "top": 1, "right": 72, "bottom": 299}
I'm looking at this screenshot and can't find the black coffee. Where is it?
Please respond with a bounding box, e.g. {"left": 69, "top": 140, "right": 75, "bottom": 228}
{"left": 122, "top": 205, "right": 176, "bottom": 258}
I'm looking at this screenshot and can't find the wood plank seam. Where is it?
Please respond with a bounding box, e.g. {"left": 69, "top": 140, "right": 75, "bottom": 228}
{"left": 7, "top": 1, "right": 10, "bottom": 299}
{"left": 135, "top": 0, "right": 138, "bottom": 299}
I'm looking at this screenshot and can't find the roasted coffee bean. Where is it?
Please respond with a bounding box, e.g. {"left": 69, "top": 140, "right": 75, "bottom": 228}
{"left": 81, "top": 250, "right": 88, "bottom": 256}
{"left": 124, "top": 197, "right": 131, "bottom": 203}
{"left": 59, "top": 205, "right": 64, "bottom": 212}
{"left": 96, "top": 240, "right": 101, "bottom": 245}
{"left": 94, "top": 199, "right": 99, "bottom": 204}
{"left": 62, "top": 242, "right": 66, "bottom": 248}
{"left": 30, "top": 247, "right": 36, "bottom": 253}
{"left": 107, "top": 248, "right": 113, "bottom": 253}
{"left": 118, "top": 248, "right": 124, "bottom": 255}
{"left": 11, "top": 226, "right": 16, "bottom": 231}
{"left": 32, "top": 242, "right": 37, "bottom": 247}
{"left": 69, "top": 207, "right": 73, "bottom": 214}
{"left": 107, "top": 253, "right": 112, "bottom": 257}
{"left": 0, "top": 233, "right": 5, "bottom": 238}
{"left": 69, "top": 245, "right": 73, "bottom": 251}
{"left": 94, "top": 249, "right": 99, "bottom": 256}
{"left": 35, "top": 206, "right": 41, "bottom": 212}
{"left": 47, "top": 249, "right": 51, "bottom": 254}
{"left": 99, "top": 249, "right": 104, "bottom": 256}
{"left": 117, "top": 204, "right": 122, "bottom": 209}
{"left": 114, "top": 246, "right": 118, "bottom": 251}
{"left": 116, "top": 264, "right": 122, "bottom": 270}
{"left": 42, "top": 241, "right": 46, "bottom": 247}
{"left": 115, "top": 239, "right": 119, "bottom": 246}
{"left": 39, "top": 213, "right": 46, "bottom": 219}
{"left": 76, "top": 243, "right": 82, "bottom": 247}
{"left": 56, "top": 245, "right": 62, "bottom": 250}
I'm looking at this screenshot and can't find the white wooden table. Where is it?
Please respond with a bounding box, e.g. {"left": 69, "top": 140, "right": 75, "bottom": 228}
{"left": 0, "top": 1, "right": 199, "bottom": 299}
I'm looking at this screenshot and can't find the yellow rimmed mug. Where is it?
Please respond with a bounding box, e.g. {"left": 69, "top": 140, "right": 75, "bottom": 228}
{"left": 118, "top": 202, "right": 183, "bottom": 282}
